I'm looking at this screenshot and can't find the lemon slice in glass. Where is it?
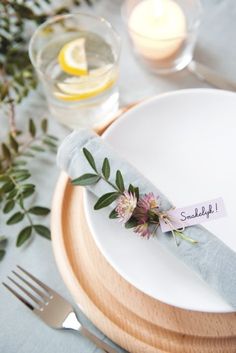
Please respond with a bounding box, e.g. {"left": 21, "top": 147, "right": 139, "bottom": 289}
{"left": 54, "top": 64, "right": 117, "bottom": 101}
{"left": 58, "top": 38, "right": 88, "bottom": 76}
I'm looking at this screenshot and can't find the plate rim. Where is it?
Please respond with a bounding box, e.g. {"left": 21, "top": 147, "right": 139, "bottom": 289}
{"left": 84, "top": 88, "right": 236, "bottom": 313}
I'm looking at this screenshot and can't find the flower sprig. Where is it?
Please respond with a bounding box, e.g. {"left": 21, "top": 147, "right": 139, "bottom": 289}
{"left": 72, "top": 148, "right": 197, "bottom": 245}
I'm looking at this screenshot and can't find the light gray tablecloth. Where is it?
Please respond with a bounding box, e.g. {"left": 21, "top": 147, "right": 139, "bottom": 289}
{"left": 1, "top": 1, "right": 235, "bottom": 352}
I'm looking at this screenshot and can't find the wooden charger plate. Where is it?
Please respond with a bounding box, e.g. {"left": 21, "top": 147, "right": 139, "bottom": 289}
{"left": 51, "top": 104, "right": 236, "bottom": 353}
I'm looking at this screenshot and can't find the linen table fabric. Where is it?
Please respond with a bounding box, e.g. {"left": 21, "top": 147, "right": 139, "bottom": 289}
{"left": 58, "top": 129, "right": 236, "bottom": 309}
{"left": 2, "top": 1, "right": 236, "bottom": 352}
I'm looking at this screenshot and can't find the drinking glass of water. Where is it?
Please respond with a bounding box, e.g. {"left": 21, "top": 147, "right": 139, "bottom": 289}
{"left": 29, "top": 13, "right": 120, "bottom": 130}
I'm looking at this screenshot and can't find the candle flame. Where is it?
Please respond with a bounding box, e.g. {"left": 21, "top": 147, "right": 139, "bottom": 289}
{"left": 153, "top": 0, "right": 164, "bottom": 18}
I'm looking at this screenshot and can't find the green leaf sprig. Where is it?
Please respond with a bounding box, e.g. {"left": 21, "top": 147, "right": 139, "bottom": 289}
{"left": 72, "top": 148, "right": 139, "bottom": 216}
{"left": 0, "top": 117, "right": 58, "bottom": 257}
{"left": 72, "top": 148, "right": 198, "bottom": 245}
{"left": 0, "top": 0, "right": 97, "bottom": 261}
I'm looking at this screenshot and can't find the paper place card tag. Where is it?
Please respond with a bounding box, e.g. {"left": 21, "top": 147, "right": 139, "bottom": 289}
{"left": 160, "top": 197, "right": 227, "bottom": 233}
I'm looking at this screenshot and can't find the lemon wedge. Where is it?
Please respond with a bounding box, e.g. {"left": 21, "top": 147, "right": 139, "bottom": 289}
{"left": 58, "top": 38, "right": 88, "bottom": 76}
{"left": 54, "top": 64, "right": 117, "bottom": 101}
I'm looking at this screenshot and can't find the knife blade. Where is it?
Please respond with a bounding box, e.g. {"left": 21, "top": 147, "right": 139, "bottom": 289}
{"left": 188, "top": 60, "right": 236, "bottom": 92}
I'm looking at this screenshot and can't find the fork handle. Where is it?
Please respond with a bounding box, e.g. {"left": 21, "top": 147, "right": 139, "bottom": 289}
{"left": 63, "top": 312, "right": 119, "bottom": 353}
{"left": 79, "top": 327, "right": 119, "bottom": 353}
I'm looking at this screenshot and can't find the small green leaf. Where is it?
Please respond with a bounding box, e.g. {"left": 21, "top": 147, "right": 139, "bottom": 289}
{"left": 22, "top": 188, "right": 35, "bottom": 199}
{"left": 0, "top": 84, "right": 9, "bottom": 100}
{"left": 0, "top": 236, "right": 7, "bottom": 244}
{"left": 125, "top": 217, "right": 138, "bottom": 229}
{"left": 43, "top": 138, "right": 57, "bottom": 148}
{"left": 128, "top": 184, "right": 139, "bottom": 200}
{"left": 14, "top": 172, "right": 31, "bottom": 182}
{"left": 28, "top": 206, "right": 50, "bottom": 216}
{"left": 41, "top": 118, "right": 48, "bottom": 133}
{"left": 7, "top": 212, "right": 24, "bottom": 225}
{"left": 0, "top": 249, "right": 5, "bottom": 261}
{"left": 109, "top": 208, "right": 118, "bottom": 219}
{"left": 102, "top": 158, "right": 110, "bottom": 180}
{"left": 21, "top": 183, "right": 35, "bottom": 191}
{"left": 34, "top": 225, "right": 51, "bottom": 239}
{"left": 1, "top": 143, "right": 11, "bottom": 160}
{"left": 6, "top": 188, "right": 18, "bottom": 200}
{"left": 94, "top": 192, "right": 120, "bottom": 210}
{"left": 30, "top": 146, "right": 45, "bottom": 152}
{"left": 133, "top": 187, "right": 139, "bottom": 200}
{"left": 46, "top": 134, "right": 58, "bottom": 141}
{"left": 12, "top": 160, "right": 27, "bottom": 166}
{"left": 10, "top": 169, "right": 28, "bottom": 175}
{"left": 9, "top": 134, "right": 19, "bottom": 152}
{"left": 72, "top": 174, "right": 100, "bottom": 186}
{"left": 116, "top": 170, "right": 125, "bottom": 192}
{"left": 0, "top": 236, "right": 7, "bottom": 249}
{"left": 3, "top": 200, "right": 15, "bottom": 213}
{"left": 83, "top": 148, "right": 97, "bottom": 172}
{"left": 29, "top": 118, "right": 36, "bottom": 137}
{"left": 16, "top": 226, "right": 32, "bottom": 247}
{"left": 2, "top": 182, "right": 15, "bottom": 193}
{"left": 22, "top": 152, "right": 34, "bottom": 158}
{"left": 0, "top": 175, "right": 10, "bottom": 183}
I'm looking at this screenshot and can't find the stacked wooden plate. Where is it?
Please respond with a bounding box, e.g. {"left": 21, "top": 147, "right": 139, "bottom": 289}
{"left": 51, "top": 90, "right": 236, "bottom": 353}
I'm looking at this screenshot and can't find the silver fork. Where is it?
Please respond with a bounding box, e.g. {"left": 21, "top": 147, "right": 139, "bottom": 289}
{"left": 2, "top": 265, "right": 118, "bottom": 353}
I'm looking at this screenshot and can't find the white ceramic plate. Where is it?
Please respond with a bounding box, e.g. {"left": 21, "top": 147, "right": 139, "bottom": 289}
{"left": 84, "top": 89, "right": 236, "bottom": 313}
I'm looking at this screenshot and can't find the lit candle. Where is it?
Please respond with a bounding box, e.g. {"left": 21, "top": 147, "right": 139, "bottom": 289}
{"left": 128, "top": 0, "right": 187, "bottom": 61}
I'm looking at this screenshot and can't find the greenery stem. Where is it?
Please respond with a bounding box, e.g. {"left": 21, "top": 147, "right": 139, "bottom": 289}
{"left": 99, "top": 174, "right": 120, "bottom": 192}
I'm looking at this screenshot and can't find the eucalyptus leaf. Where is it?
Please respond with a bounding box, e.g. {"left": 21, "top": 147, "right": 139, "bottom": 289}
{"left": 128, "top": 184, "right": 139, "bottom": 200}
{"left": 116, "top": 170, "right": 125, "bottom": 192}
{"left": 1, "top": 143, "right": 11, "bottom": 160}
{"left": 46, "top": 134, "right": 58, "bottom": 141}
{"left": 125, "top": 217, "right": 138, "bottom": 229}
{"left": 2, "top": 181, "right": 15, "bottom": 193}
{"left": 9, "top": 134, "right": 19, "bottom": 152}
{"left": 109, "top": 208, "right": 118, "bottom": 219}
{"left": 6, "top": 188, "right": 18, "bottom": 200}
{"left": 22, "top": 188, "right": 35, "bottom": 199}
{"left": 94, "top": 192, "right": 120, "bottom": 210}
{"left": 34, "top": 225, "right": 51, "bottom": 239}
{"left": 21, "top": 183, "right": 35, "bottom": 190}
{"left": 22, "top": 152, "right": 34, "bottom": 158}
{"left": 0, "top": 235, "right": 6, "bottom": 243}
{"left": 14, "top": 172, "right": 31, "bottom": 181}
{"left": 43, "top": 139, "right": 57, "bottom": 148}
{"left": 83, "top": 148, "right": 97, "bottom": 172}
{"left": 30, "top": 146, "right": 45, "bottom": 152}
{"left": 3, "top": 200, "right": 15, "bottom": 213}
{"left": 41, "top": 118, "right": 48, "bottom": 133}
{"left": 0, "top": 249, "right": 5, "bottom": 261}
{"left": 28, "top": 206, "right": 50, "bottom": 216}
{"left": 72, "top": 174, "right": 100, "bottom": 186}
{"left": 16, "top": 226, "right": 32, "bottom": 247}
{"left": 0, "top": 175, "right": 10, "bottom": 183}
{"left": 29, "top": 118, "right": 36, "bottom": 137}
{"left": 102, "top": 158, "right": 110, "bottom": 180}
{"left": 12, "top": 160, "right": 27, "bottom": 166}
{"left": 7, "top": 212, "right": 24, "bottom": 225}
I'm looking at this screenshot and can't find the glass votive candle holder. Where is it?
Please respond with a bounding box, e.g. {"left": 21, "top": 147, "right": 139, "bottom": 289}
{"left": 29, "top": 13, "right": 120, "bottom": 130}
{"left": 122, "top": 0, "right": 203, "bottom": 74}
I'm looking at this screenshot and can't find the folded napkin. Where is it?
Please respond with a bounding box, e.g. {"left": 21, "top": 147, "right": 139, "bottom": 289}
{"left": 57, "top": 129, "right": 236, "bottom": 310}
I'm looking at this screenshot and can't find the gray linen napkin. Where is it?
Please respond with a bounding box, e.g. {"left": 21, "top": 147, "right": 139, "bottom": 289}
{"left": 57, "top": 129, "right": 236, "bottom": 310}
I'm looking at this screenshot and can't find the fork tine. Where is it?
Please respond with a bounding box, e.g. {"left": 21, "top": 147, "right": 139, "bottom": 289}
{"left": 8, "top": 276, "right": 44, "bottom": 307}
{"left": 17, "top": 265, "right": 52, "bottom": 295}
{"left": 2, "top": 282, "right": 34, "bottom": 310}
{"left": 12, "top": 270, "right": 49, "bottom": 301}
